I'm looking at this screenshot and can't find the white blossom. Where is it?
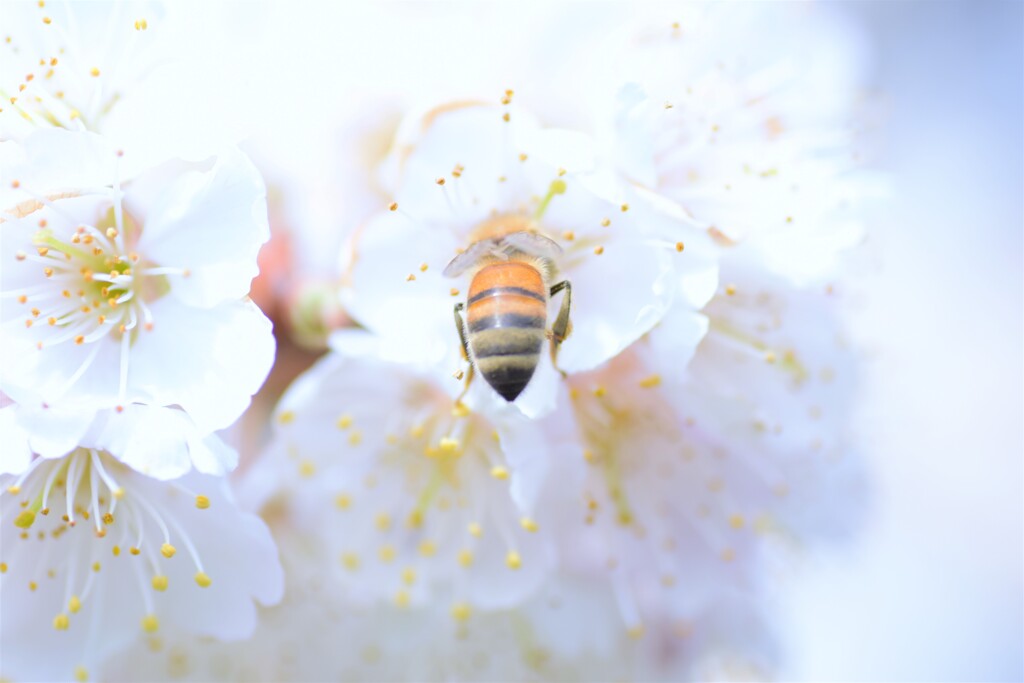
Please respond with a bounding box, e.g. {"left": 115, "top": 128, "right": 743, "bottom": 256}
{"left": 0, "top": 128, "right": 274, "bottom": 434}
{"left": 0, "top": 1, "right": 245, "bottom": 178}
{"left": 250, "top": 333, "right": 561, "bottom": 610}
{"left": 0, "top": 404, "right": 283, "bottom": 683}
{"left": 343, "top": 100, "right": 716, "bottom": 417}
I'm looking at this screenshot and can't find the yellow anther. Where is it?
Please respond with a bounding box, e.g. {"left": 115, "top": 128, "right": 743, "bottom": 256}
{"left": 406, "top": 273, "right": 416, "bottom": 281}
{"left": 502, "top": 112, "right": 510, "bottom": 122}
{"left": 378, "top": 545, "right": 396, "bottom": 563}
{"left": 519, "top": 153, "right": 528, "bottom": 162}
{"left": 458, "top": 549, "right": 474, "bottom": 567}
{"left": 69, "top": 595, "right": 81, "bottom": 613}
{"left": 195, "top": 495, "right": 210, "bottom": 510}
{"left": 639, "top": 374, "right": 662, "bottom": 389}
{"left": 764, "top": 351, "right": 777, "bottom": 364}
{"left": 401, "top": 567, "right": 417, "bottom": 585}
{"left": 112, "top": 545, "right": 120, "bottom": 556}
{"left": 348, "top": 431, "right": 362, "bottom": 446}
{"left": 725, "top": 284, "right": 737, "bottom": 296}
{"left": 419, "top": 262, "right": 428, "bottom": 272}
{"left": 438, "top": 437, "right": 459, "bottom": 455}
{"left": 335, "top": 414, "right": 353, "bottom": 429}
{"left": 520, "top": 517, "right": 538, "bottom": 532}
{"left": 7, "top": 485, "right": 20, "bottom": 494}
{"left": 729, "top": 514, "right": 746, "bottom": 530}
{"left": 113, "top": 488, "right": 124, "bottom": 500}
{"left": 594, "top": 245, "right": 605, "bottom": 255}
{"left": 375, "top": 513, "right": 392, "bottom": 532}
{"left": 451, "top": 602, "right": 472, "bottom": 621}
{"left": 583, "top": 449, "right": 596, "bottom": 463}
{"left": 468, "top": 522, "right": 482, "bottom": 537}
{"left": 335, "top": 493, "right": 352, "bottom": 510}
{"left": 29, "top": 581, "right": 38, "bottom": 591}
{"left": 490, "top": 466, "right": 509, "bottom": 480}
{"left": 418, "top": 540, "right": 436, "bottom": 557}
{"left": 506, "top": 551, "right": 522, "bottom": 570}
{"left": 620, "top": 203, "right": 629, "bottom": 212}
{"left": 53, "top": 613, "right": 70, "bottom": 630}
{"left": 451, "top": 401, "right": 470, "bottom": 418}
{"left": 675, "top": 241, "right": 685, "bottom": 252}
{"left": 0, "top": 563, "right": 6, "bottom": 573}
{"left": 562, "top": 230, "right": 575, "bottom": 241}
{"left": 194, "top": 572, "right": 212, "bottom": 588}
{"left": 277, "top": 410, "right": 295, "bottom": 424}
{"left": 160, "top": 543, "right": 176, "bottom": 558}
{"left": 298, "top": 460, "right": 316, "bottom": 477}
{"left": 394, "top": 590, "right": 410, "bottom": 608}
{"left": 341, "top": 553, "right": 360, "bottom": 571}
{"left": 75, "top": 666, "right": 88, "bottom": 682}
{"left": 410, "top": 424, "right": 425, "bottom": 438}
{"left": 141, "top": 614, "right": 159, "bottom": 633}
{"left": 151, "top": 575, "right": 168, "bottom": 591}
{"left": 628, "top": 625, "right": 645, "bottom": 640}
{"left": 407, "top": 510, "right": 424, "bottom": 528}
{"left": 593, "top": 386, "right": 607, "bottom": 397}
{"left": 389, "top": 202, "right": 398, "bottom": 211}
{"left": 14, "top": 509, "right": 35, "bottom": 529}
{"left": 105, "top": 227, "right": 118, "bottom": 238}
{"left": 130, "top": 547, "right": 141, "bottom": 556}
{"left": 92, "top": 562, "right": 101, "bottom": 572}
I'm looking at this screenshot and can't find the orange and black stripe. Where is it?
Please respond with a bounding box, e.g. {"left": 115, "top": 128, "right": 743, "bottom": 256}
{"left": 466, "top": 261, "right": 547, "bottom": 401}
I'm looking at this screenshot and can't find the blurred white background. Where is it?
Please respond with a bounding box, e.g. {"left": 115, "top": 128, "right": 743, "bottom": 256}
{"left": 781, "top": 2, "right": 1023, "bottom": 681}
{"left": 156, "top": 1, "right": 1024, "bottom": 679}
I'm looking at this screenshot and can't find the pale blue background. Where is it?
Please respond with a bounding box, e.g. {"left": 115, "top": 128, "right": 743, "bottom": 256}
{"left": 781, "top": 2, "right": 1023, "bottom": 681}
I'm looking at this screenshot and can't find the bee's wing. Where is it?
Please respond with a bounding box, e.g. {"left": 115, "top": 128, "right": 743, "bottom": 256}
{"left": 501, "top": 231, "right": 563, "bottom": 259}
{"left": 443, "top": 239, "right": 499, "bottom": 278}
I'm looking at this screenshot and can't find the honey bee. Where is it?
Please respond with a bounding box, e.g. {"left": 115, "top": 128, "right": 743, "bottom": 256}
{"left": 444, "top": 216, "right": 572, "bottom": 402}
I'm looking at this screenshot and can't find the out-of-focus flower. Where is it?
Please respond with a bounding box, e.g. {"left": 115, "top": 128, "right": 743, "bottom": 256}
{"left": 0, "top": 1, "right": 245, "bottom": 178}
{"left": 0, "top": 128, "right": 274, "bottom": 432}
{"left": 605, "top": 4, "right": 870, "bottom": 283}
{"left": 344, "top": 100, "right": 715, "bottom": 416}
{"left": 540, "top": 252, "right": 862, "bottom": 642}
{"left": 96, "top": 503, "right": 773, "bottom": 683}
{"left": 525, "top": 2, "right": 871, "bottom": 659}
{"left": 252, "top": 335, "right": 560, "bottom": 610}
{"left": 0, "top": 404, "right": 283, "bottom": 683}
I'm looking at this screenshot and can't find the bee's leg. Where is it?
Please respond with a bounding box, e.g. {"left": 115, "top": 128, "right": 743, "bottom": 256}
{"left": 548, "top": 280, "right": 572, "bottom": 377}
{"left": 454, "top": 302, "right": 475, "bottom": 401}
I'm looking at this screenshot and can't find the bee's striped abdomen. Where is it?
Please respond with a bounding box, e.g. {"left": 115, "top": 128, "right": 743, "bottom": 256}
{"left": 466, "top": 261, "right": 547, "bottom": 401}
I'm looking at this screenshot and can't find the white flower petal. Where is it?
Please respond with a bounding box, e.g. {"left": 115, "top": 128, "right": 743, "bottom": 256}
{"left": 135, "top": 148, "right": 270, "bottom": 308}
{"left": 556, "top": 240, "right": 675, "bottom": 373}
{"left": 18, "top": 404, "right": 97, "bottom": 460}
{"left": 129, "top": 298, "right": 275, "bottom": 433}
{"left": 344, "top": 211, "right": 461, "bottom": 366}
{"left": 0, "top": 130, "right": 117, "bottom": 208}
{"left": 0, "top": 407, "right": 32, "bottom": 475}
{"left": 87, "top": 406, "right": 239, "bottom": 480}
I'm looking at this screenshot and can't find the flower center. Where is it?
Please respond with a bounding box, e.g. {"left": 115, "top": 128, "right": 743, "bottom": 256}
{"left": 17, "top": 205, "right": 174, "bottom": 349}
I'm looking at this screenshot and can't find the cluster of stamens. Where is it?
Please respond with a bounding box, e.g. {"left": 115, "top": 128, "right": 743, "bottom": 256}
{"left": 6, "top": 189, "right": 190, "bottom": 401}
{"left": 2, "top": 449, "right": 213, "bottom": 636}
{"left": 282, "top": 382, "right": 541, "bottom": 624}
